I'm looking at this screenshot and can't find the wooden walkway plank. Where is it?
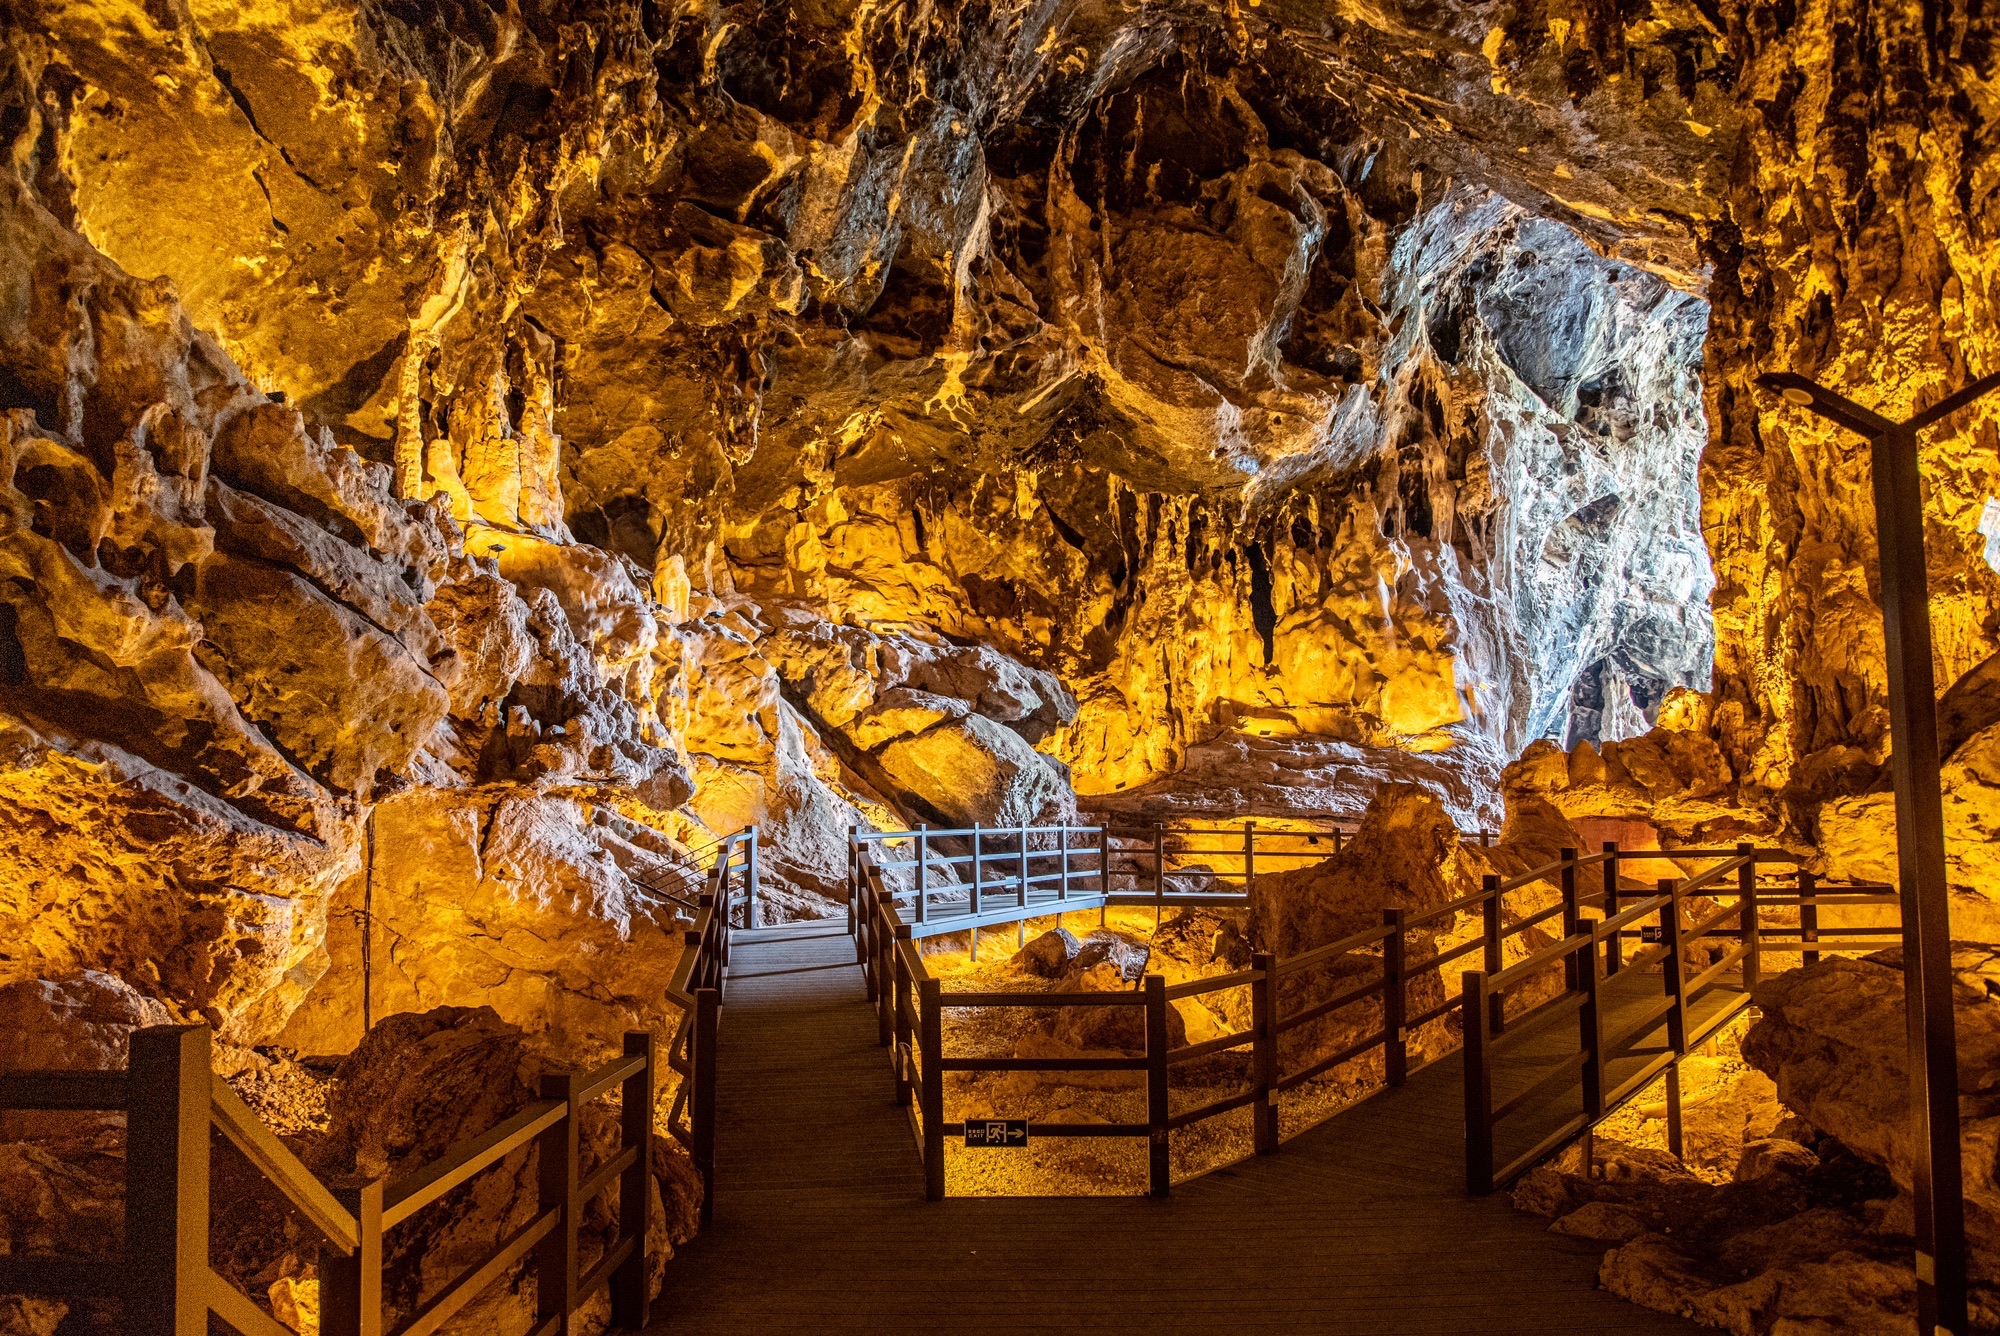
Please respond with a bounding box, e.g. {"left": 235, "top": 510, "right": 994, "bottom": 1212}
{"left": 645, "top": 920, "right": 1703, "bottom": 1334}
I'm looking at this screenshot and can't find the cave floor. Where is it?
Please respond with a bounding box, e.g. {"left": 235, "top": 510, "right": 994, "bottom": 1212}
{"left": 645, "top": 919, "right": 1705, "bottom": 1335}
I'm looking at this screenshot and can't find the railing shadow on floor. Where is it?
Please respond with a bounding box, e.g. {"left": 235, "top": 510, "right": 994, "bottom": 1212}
{"left": 848, "top": 826, "right": 1897, "bottom": 1200}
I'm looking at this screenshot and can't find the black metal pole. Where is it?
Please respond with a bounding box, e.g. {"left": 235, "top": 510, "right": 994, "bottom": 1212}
{"left": 1758, "top": 370, "right": 2000, "bottom": 1336}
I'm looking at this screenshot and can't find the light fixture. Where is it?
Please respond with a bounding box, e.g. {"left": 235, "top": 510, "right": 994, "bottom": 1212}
{"left": 1758, "top": 364, "right": 2000, "bottom": 1336}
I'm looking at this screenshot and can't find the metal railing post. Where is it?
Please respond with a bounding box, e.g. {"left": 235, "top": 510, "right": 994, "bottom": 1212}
{"left": 1244, "top": 820, "right": 1256, "bottom": 897}
{"left": 1145, "top": 974, "right": 1171, "bottom": 1196}
{"left": 1737, "top": 841, "right": 1759, "bottom": 991}
{"left": 612, "top": 1030, "right": 654, "bottom": 1328}
{"left": 535, "top": 1072, "right": 583, "bottom": 1327}
{"left": 126, "top": 1025, "right": 210, "bottom": 1336}
{"left": 746, "top": 827, "right": 760, "bottom": 930}
{"left": 1461, "top": 972, "right": 1494, "bottom": 1194}
{"left": 915, "top": 825, "right": 930, "bottom": 925}
{"left": 1058, "top": 826, "right": 1071, "bottom": 904}
{"left": 322, "top": 1177, "right": 383, "bottom": 1336}
{"left": 1098, "top": 825, "right": 1111, "bottom": 927}
{"left": 970, "top": 823, "right": 984, "bottom": 961}
{"left": 1800, "top": 869, "right": 1821, "bottom": 966}
{"left": 692, "top": 988, "right": 719, "bottom": 1225}
{"left": 1382, "top": 908, "right": 1408, "bottom": 1087}
{"left": 1153, "top": 823, "right": 1166, "bottom": 929}
{"left": 1251, "top": 952, "right": 1279, "bottom": 1153}
{"left": 1018, "top": 826, "right": 1030, "bottom": 948}
{"left": 920, "top": 978, "right": 945, "bottom": 1201}
{"left": 1481, "top": 873, "right": 1504, "bottom": 1034}
{"left": 1602, "top": 841, "right": 1622, "bottom": 975}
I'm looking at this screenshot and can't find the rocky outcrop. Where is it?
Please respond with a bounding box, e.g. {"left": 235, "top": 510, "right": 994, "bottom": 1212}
{"left": 1741, "top": 948, "right": 2000, "bottom": 1282}
{"left": 308, "top": 1007, "right": 701, "bottom": 1334}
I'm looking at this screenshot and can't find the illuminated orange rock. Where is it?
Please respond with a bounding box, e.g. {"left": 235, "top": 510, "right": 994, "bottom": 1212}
{"left": 1742, "top": 948, "right": 2000, "bottom": 1281}
{"left": 278, "top": 789, "right": 697, "bottom": 1058}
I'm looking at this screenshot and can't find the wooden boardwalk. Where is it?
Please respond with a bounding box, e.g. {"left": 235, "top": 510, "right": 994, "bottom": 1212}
{"left": 645, "top": 920, "right": 1704, "bottom": 1334}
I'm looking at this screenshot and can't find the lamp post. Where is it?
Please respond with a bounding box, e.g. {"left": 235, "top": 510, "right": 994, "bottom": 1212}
{"left": 1757, "top": 367, "right": 2000, "bottom": 1336}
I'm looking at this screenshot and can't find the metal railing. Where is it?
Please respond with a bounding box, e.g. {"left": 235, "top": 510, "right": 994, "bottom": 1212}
{"left": 850, "top": 829, "right": 1894, "bottom": 1199}
{"left": 851, "top": 819, "right": 1495, "bottom": 955}
{"left": 0, "top": 826, "right": 759, "bottom": 1333}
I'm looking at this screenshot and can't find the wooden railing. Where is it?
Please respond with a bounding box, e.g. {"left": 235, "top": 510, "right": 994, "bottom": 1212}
{"left": 850, "top": 830, "right": 1893, "bottom": 1199}
{"left": 0, "top": 826, "right": 758, "bottom": 1333}
{"left": 662, "top": 827, "right": 755, "bottom": 1218}
{"left": 0, "top": 1024, "right": 657, "bottom": 1336}
{"left": 1461, "top": 844, "right": 1900, "bottom": 1191}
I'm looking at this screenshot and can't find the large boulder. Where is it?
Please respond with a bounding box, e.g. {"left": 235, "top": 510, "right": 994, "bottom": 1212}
{"left": 279, "top": 791, "right": 692, "bottom": 1058}
{"left": 1740, "top": 947, "right": 2000, "bottom": 1281}
{"left": 307, "top": 1007, "right": 701, "bottom": 1335}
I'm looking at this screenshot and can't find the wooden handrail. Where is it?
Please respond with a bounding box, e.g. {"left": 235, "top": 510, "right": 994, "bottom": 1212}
{"left": 382, "top": 1099, "right": 566, "bottom": 1227}
{"left": 855, "top": 828, "right": 1900, "bottom": 1202}
{"left": 0, "top": 825, "right": 765, "bottom": 1336}
{"left": 210, "top": 1076, "right": 361, "bottom": 1253}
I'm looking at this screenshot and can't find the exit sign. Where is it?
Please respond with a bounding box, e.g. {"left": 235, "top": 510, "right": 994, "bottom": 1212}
{"left": 964, "top": 1119, "right": 1028, "bottom": 1147}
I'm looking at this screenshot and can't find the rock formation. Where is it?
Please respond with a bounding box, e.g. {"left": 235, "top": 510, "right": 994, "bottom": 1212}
{"left": 3, "top": 0, "right": 2000, "bottom": 1325}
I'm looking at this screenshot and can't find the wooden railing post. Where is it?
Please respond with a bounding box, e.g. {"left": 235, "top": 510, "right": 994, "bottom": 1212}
{"left": 1382, "top": 908, "right": 1408, "bottom": 1087}
{"left": 1664, "top": 1061, "right": 1685, "bottom": 1161}
{"left": 1461, "top": 972, "right": 1494, "bottom": 1194}
{"left": 320, "top": 1176, "right": 383, "bottom": 1336}
{"left": 1800, "top": 868, "right": 1821, "bottom": 967}
{"left": 692, "top": 988, "right": 719, "bottom": 1226}
{"left": 1333, "top": 826, "right": 1344, "bottom": 855}
{"left": 1602, "top": 840, "right": 1622, "bottom": 975}
{"left": 1559, "top": 848, "right": 1580, "bottom": 992}
{"left": 612, "top": 1031, "right": 654, "bottom": 1328}
{"left": 915, "top": 824, "right": 930, "bottom": 925}
{"left": 1251, "top": 952, "right": 1279, "bottom": 1153}
{"left": 920, "top": 977, "right": 945, "bottom": 1201}
{"left": 894, "top": 926, "right": 915, "bottom": 1107}
{"left": 1145, "top": 974, "right": 1171, "bottom": 1197}
{"left": 875, "top": 912, "right": 894, "bottom": 1047}
{"left": 1660, "top": 879, "right": 1688, "bottom": 1059}
{"left": 1481, "top": 873, "right": 1504, "bottom": 1034}
{"left": 1737, "top": 841, "right": 1759, "bottom": 991}
{"left": 126, "top": 1025, "right": 211, "bottom": 1336}
{"left": 847, "top": 827, "right": 861, "bottom": 956}
{"left": 535, "top": 1072, "right": 583, "bottom": 1331}
{"left": 1580, "top": 919, "right": 1604, "bottom": 1122}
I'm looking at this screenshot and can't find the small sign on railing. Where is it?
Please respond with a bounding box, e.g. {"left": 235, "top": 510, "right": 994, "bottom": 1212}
{"left": 964, "top": 1118, "right": 1029, "bottom": 1147}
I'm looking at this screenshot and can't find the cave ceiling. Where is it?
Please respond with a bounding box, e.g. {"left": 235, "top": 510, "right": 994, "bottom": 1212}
{"left": 6, "top": 0, "right": 2000, "bottom": 819}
